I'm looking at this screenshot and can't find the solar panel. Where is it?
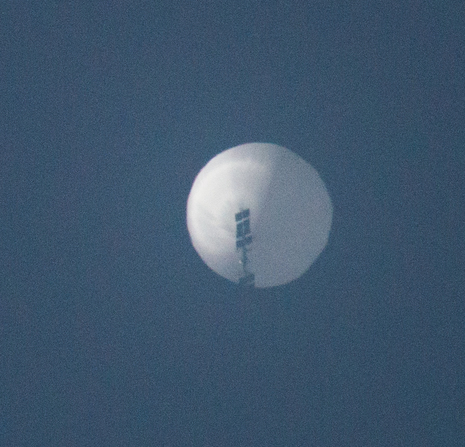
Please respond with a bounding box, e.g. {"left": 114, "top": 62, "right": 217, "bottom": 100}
{"left": 235, "top": 209, "right": 253, "bottom": 287}
{"left": 235, "top": 209, "right": 250, "bottom": 221}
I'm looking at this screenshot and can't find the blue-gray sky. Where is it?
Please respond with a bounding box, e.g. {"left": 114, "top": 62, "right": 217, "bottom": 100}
{"left": 1, "top": 1, "right": 464, "bottom": 445}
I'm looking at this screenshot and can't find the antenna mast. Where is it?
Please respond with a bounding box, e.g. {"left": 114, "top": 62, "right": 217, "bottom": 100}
{"left": 235, "top": 209, "right": 255, "bottom": 287}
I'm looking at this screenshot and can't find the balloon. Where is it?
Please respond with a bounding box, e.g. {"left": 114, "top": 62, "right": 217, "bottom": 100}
{"left": 186, "top": 143, "right": 333, "bottom": 288}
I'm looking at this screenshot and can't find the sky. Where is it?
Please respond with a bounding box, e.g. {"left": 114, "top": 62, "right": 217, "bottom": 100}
{"left": 1, "top": 1, "right": 464, "bottom": 446}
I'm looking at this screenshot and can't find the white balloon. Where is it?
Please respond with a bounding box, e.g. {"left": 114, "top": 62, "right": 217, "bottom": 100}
{"left": 186, "top": 143, "right": 333, "bottom": 288}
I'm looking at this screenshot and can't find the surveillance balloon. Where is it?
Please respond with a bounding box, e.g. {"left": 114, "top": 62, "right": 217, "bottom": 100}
{"left": 186, "top": 143, "right": 333, "bottom": 288}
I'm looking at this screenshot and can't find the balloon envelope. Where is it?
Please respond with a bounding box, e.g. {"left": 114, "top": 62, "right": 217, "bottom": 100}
{"left": 186, "top": 143, "right": 333, "bottom": 288}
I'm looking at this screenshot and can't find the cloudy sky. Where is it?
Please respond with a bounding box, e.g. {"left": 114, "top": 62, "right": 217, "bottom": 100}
{"left": 1, "top": 1, "right": 464, "bottom": 445}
